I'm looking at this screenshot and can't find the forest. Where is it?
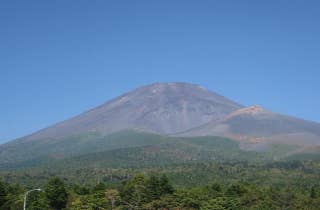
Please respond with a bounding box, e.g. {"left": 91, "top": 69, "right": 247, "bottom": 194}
{"left": 1, "top": 159, "right": 320, "bottom": 210}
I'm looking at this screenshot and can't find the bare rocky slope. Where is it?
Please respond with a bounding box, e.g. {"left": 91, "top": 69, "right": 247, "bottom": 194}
{"left": 181, "top": 105, "right": 320, "bottom": 151}
{"left": 18, "top": 82, "right": 242, "bottom": 142}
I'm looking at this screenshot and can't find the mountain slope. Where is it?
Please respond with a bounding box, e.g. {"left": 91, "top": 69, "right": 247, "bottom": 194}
{"left": 0, "top": 131, "right": 167, "bottom": 166}
{"left": 182, "top": 105, "right": 320, "bottom": 150}
{"left": 19, "top": 82, "right": 242, "bottom": 142}
{"left": 0, "top": 133, "right": 262, "bottom": 170}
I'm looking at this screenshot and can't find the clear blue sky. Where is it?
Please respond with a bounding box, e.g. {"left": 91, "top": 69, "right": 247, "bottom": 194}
{"left": 1, "top": 0, "right": 320, "bottom": 143}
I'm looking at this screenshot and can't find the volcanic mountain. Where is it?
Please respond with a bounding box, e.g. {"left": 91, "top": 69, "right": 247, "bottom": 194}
{"left": 19, "top": 82, "right": 242, "bottom": 142}
{"left": 1, "top": 82, "right": 320, "bottom": 166}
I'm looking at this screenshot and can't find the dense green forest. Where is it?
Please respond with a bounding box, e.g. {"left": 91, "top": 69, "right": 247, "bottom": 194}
{"left": 1, "top": 171, "right": 320, "bottom": 210}
{"left": 2, "top": 158, "right": 320, "bottom": 209}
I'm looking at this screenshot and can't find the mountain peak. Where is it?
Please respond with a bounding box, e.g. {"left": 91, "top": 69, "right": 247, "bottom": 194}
{"left": 142, "top": 82, "right": 209, "bottom": 93}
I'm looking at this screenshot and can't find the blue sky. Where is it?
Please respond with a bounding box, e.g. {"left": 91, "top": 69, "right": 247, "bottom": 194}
{"left": 1, "top": 0, "right": 320, "bottom": 143}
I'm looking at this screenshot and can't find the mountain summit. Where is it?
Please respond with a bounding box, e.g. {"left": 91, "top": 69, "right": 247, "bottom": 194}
{"left": 21, "top": 82, "right": 243, "bottom": 142}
